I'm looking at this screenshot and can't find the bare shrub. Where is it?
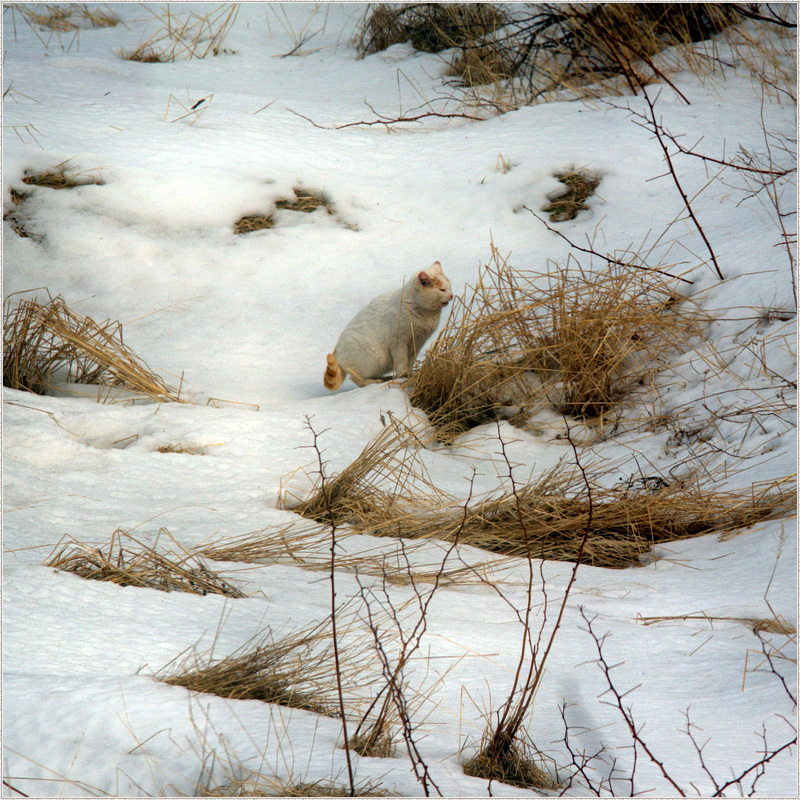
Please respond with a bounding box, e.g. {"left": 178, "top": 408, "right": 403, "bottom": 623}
{"left": 448, "top": 3, "right": 738, "bottom": 104}
{"left": 3, "top": 293, "right": 184, "bottom": 402}
{"left": 45, "top": 529, "right": 244, "bottom": 598}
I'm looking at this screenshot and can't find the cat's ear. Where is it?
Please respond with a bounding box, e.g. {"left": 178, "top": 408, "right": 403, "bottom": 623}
{"left": 418, "top": 261, "right": 442, "bottom": 287}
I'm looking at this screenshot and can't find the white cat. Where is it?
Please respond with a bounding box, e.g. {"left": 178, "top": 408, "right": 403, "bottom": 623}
{"left": 324, "top": 261, "right": 453, "bottom": 390}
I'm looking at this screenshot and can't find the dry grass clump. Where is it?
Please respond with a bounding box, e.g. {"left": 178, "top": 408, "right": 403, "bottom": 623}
{"left": 233, "top": 213, "right": 274, "bottom": 234}
{"left": 120, "top": 3, "right": 238, "bottom": 62}
{"left": 159, "top": 618, "right": 371, "bottom": 716}
{"left": 281, "top": 431, "right": 795, "bottom": 567}
{"left": 4, "top": 188, "right": 37, "bottom": 240}
{"left": 45, "top": 529, "right": 244, "bottom": 597}
{"left": 283, "top": 415, "right": 447, "bottom": 528}
{"left": 408, "top": 248, "right": 703, "bottom": 440}
{"left": 201, "top": 773, "right": 386, "bottom": 797}
{"left": 8, "top": 3, "right": 121, "bottom": 33}
{"left": 275, "top": 187, "right": 332, "bottom": 214}
{"left": 463, "top": 729, "right": 558, "bottom": 791}
{"left": 543, "top": 169, "right": 601, "bottom": 221}
{"left": 234, "top": 188, "right": 334, "bottom": 235}
{"left": 3, "top": 293, "right": 184, "bottom": 402}
{"left": 6, "top": 164, "right": 101, "bottom": 240}
{"left": 383, "top": 471, "right": 796, "bottom": 568}
{"left": 22, "top": 164, "right": 102, "bottom": 189}
{"left": 353, "top": 3, "right": 506, "bottom": 58}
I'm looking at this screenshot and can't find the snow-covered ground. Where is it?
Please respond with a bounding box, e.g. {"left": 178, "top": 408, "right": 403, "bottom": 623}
{"left": 2, "top": 3, "right": 797, "bottom": 797}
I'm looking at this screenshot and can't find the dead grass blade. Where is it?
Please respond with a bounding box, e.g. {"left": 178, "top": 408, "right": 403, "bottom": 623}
{"left": 3, "top": 293, "right": 184, "bottom": 402}
{"left": 159, "top": 614, "right": 375, "bottom": 717}
{"left": 121, "top": 3, "right": 239, "bottom": 62}
{"left": 45, "top": 529, "right": 244, "bottom": 597}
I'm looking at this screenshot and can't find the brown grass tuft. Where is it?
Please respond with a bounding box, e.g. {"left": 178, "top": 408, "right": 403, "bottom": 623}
{"left": 283, "top": 414, "right": 447, "bottom": 528}
{"left": 463, "top": 729, "right": 559, "bottom": 790}
{"left": 353, "top": 3, "right": 507, "bottom": 58}
{"left": 201, "top": 773, "right": 386, "bottom": 797}
{"left": 45, "top": 529, "right": 244, "bottom": 597}
{"left": 274, "top": 426, "right": 796, "bottom": 568}
{"left": 408, "top": 247, "right": 704, "bottom": 439}
{"left": 233, "top": 213, "right": 274, "bottom": 234}
{"left": 234, "top": 188, "right": 335, "bottom": 234}
{"left": 3, "top": 293, "right": 184, "bottom": 402}
{"left": 543, "top": 169, "right": 601, "bottom": 221}
{"left": 275, "top": 187, "right": 332, "bottom": 214}
{"left": 380, "top": 470, "right": 796, "bottom": 568}
{"left": 22, "top": 164, "right": 102, "bottom": 190}
{"left": 159, "top": 617, "right": 373, "bottom": 716}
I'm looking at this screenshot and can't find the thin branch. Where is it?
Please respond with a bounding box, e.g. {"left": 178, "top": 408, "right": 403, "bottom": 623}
{"left": 640, "top": 89, "right": 724, "bottom": 280}
{"left": 287, "top": 106, "right": 484, "bottom": 130}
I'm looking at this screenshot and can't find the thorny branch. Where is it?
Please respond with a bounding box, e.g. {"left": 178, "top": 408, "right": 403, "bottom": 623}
{"left": 580, "top": 607, "right": 687, "bottom": 797}
{"left": 353, "top": 467, "right": 478, "bottom": 796}
{"left": 304, "top": 416, "right": 355, "bottom": 796}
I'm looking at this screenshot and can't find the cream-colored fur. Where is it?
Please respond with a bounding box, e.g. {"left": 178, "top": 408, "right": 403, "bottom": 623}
{"left": 324, "top": 261, "right": 453, "bottom": 390}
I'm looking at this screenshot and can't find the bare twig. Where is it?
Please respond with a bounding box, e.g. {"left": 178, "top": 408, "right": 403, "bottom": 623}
{"left": 287, "top": 106, "right": 483, "bottom": 131}
{"left": 304, "top": 416, "right": 355, "bottom": 796}
{"left": 638, "top": 89, "right": 724, "bottom": 280}
{"left": 580, "top": 607, "right": 687, "bottom": 796}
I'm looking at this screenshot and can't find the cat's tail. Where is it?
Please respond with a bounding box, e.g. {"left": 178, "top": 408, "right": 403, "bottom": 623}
{"left": 323, "top": 352, "right": 345, "bottom": 391}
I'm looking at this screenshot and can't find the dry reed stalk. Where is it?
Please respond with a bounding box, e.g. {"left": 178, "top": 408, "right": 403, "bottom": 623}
{"left": 3, "top": 294, "right": 184, "bottom": 402}
{"left": 159, "top": 616, "right": 374, "bottom": 717}
{"left": 121, "top": 3, "right": 239, "bottom": 62}
{"left": 409, "top": 247, "right": 705, "bottom": 440}
{"left": 45, "top": 529, "right": 244, "bottom": 597}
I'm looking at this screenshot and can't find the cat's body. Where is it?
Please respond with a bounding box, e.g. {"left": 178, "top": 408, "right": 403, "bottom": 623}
{"left": 324, "top": 261, "right": 453, "bottom": 390}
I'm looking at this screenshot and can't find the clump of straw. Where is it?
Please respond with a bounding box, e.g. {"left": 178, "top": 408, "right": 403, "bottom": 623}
{"left": 45, "top": 529, "right": 244, "bottom": 597}
{"left": 409, "top": 247, "right": 705, "bottom": 440}
{"left": 3, "top": 293, "right": 184, "bottom": 402}
{"left": 543, "top": 169, "right": 601, "bottom": 221}
{"left": 159, "top": 617, "right": 373, "bottom": 716}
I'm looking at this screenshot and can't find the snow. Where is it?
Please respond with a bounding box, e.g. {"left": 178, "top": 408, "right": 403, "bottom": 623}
{"left": 2, "top": 3, "right": 797, "bottom": 797}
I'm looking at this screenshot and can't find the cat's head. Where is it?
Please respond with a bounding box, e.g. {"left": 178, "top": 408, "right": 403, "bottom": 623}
{"left": 418, "top": 261, "right": 453, "bottom": 308}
